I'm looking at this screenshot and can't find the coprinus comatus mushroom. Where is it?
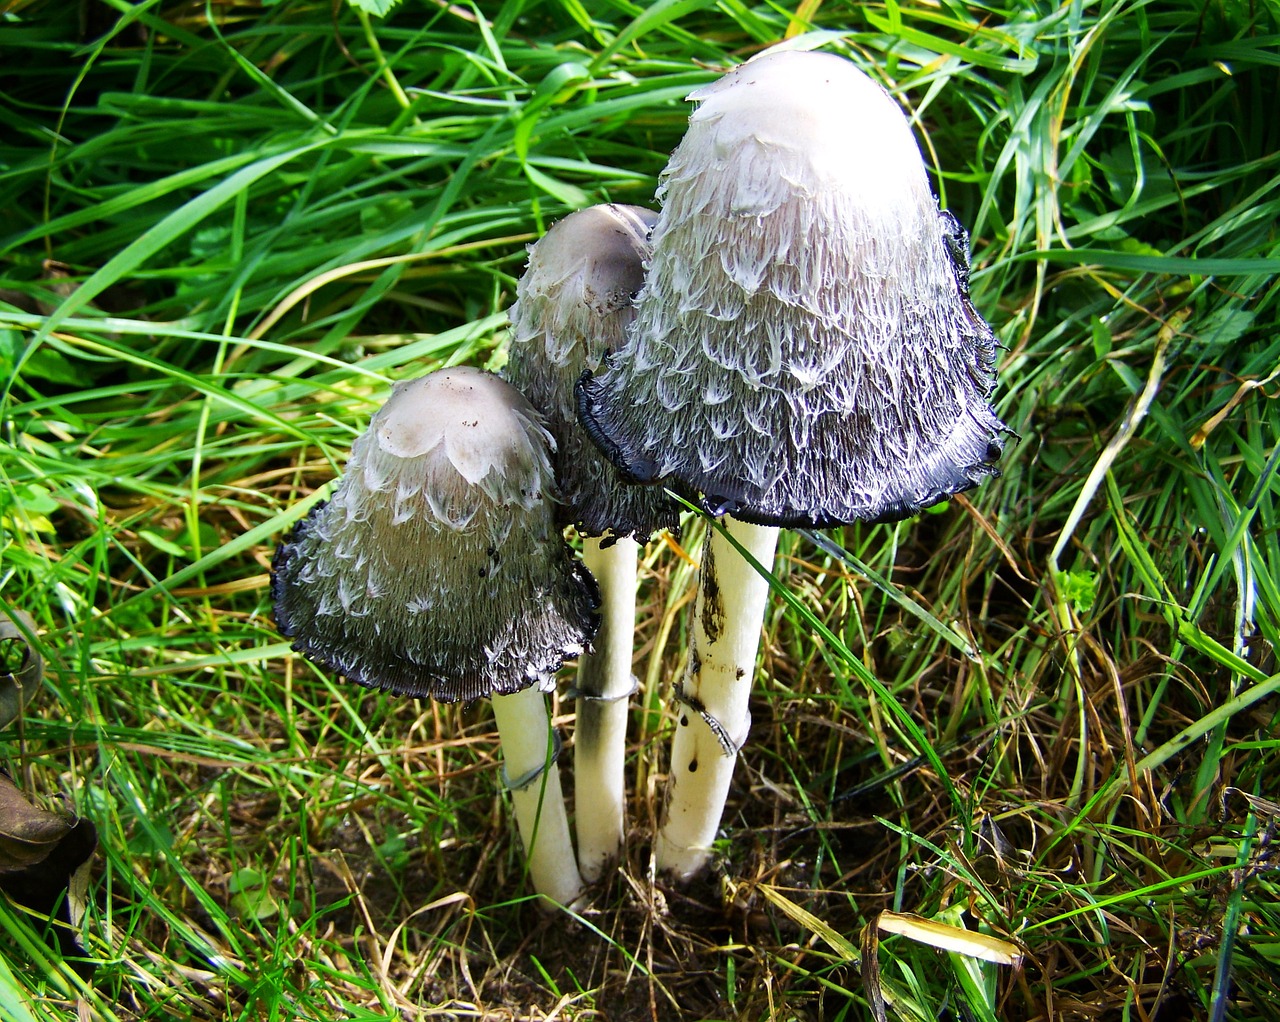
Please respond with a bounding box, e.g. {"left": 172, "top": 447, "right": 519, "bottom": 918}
{"left": 275, "top": 366, "right": 599, "bottom": 906}
{"left": 578, "top": 48, "right": 1008, "bottom": 879}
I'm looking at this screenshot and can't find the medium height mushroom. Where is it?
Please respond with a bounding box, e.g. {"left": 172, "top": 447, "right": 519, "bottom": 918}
{"left": 577, "top": 48, "right": 1007, "bottom": 878}
{"left": 504, "top": 203, "right": 677, "bottom": 881}
{"left": 273, "top": 366, "right": 598, "bottom": 905}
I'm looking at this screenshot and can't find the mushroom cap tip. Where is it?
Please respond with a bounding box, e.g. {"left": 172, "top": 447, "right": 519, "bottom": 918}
{"left": 682, "top": 48, "right": 925, "bottom": 193}
{"left": 374, "top": 367, "right": 552, "bottom": 488}
{"left": 514, "top": 203, "right": 658, "bottom": 320}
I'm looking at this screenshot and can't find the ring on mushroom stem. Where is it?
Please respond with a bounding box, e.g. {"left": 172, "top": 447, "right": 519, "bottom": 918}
{"left": 576, "top": 47, "right": 1010, "bottom": 880}
{"left": 272, "top": 366, "right": 598, "bottom": 907}
{"left": 505, "top": 203, "right": 677, "bottom": 882}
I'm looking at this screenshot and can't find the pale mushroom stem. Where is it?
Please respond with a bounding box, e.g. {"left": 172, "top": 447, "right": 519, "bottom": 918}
{"left": 490, "top": 687, "right": 584, "bottom": 907}
{"left": 654, "top": 516, "right": 779, "bottom": 879}
{"left": 573, "top": 535, "right": 640, "bottom": 880}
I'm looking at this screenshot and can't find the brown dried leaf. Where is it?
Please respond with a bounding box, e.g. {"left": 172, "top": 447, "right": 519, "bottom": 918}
{"left": 0, "top": 775, "right": 97, "bottom": 972}
{"left": 0, "top": 609, "right": 43, "bottom": 730}
{"left": 0, "top": 774, "right": 76, "bottom": 870}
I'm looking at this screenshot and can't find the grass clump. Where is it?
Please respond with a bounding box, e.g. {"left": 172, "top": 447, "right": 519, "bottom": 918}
{"left": 1, "top": 0, "right": 1278, "bottom": 1019}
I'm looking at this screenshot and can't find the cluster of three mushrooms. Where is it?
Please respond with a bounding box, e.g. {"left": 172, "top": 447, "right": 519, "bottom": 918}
{"left": 273, "top": 45, "right": 1007, "bottom": 899}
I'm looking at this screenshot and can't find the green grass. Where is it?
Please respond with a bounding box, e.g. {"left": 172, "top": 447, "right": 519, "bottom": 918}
{"left": 2, "top": 0, "right": 1278, "bottom": 1018}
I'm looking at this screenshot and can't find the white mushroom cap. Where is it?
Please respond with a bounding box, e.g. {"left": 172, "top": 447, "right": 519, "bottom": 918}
{"left": 273, "top": 367, "right": 599, "bottom": 702}
{"left": 577, "top": 49, "right": 1007, "bottom": 526}
{"left": 505, "top": 204, "right": 677, "bottom": 540}
{"left": 681, "top": 49, "right": 932, "bottom": 218}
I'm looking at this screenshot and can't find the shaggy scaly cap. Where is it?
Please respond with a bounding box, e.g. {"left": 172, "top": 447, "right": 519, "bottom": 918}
{"left": 273, "top": 367, "right": 599, "bottom": 702}
{"left": 505, "top": 204, "right": 677, "bottom": 540}
{"left": 577, "top": 49, "right": 1007, "bottom": 526}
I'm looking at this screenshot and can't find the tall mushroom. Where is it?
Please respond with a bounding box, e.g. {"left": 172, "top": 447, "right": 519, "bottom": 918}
{"left": 577, "top": 48, "right": 1007, "bottom": 878}
{"left": 273, "top": 366, "right": 598, "bottom": 905}
{"left": 505, "top": 203, "right": 678, "bottom": 881}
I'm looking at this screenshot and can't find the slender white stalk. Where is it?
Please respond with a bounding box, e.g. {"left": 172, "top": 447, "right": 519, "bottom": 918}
{"left": 654, "top": 516, "right": 779, "bottom": 879}
{"left": 573, "top": 535, "right": 640, "bottom": 880}
{"left": 490, "top": 687, "right": 583, "bottom": 907}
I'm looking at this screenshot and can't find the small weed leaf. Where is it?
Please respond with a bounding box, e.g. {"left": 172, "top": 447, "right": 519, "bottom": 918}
{"left": 344, "top": 0, "right": 402, "bottom": 16}
{"left": 228, "top": 867, "right": 280, "bottom": 922}
{"left": 1054, "top": 568, "right": 1098, "bottom": 614}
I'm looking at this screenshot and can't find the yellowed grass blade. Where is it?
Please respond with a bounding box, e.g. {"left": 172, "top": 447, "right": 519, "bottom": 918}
{"left": 756, "top": 884, "right": 859, "bottom": 962}
{"left": 877, "top": 911, "right": 1023, "bottom": 966}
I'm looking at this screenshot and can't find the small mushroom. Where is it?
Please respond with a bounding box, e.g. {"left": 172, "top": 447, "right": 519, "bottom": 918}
{"left": 506, "top": 204, "right": 676, "bottom": 542}
{"left": 505, "top": 203, "right": 676, "bottom": 880}
{"left": 577, "top": 49, "right": 1008, "bottom": 878}
{"left": 273, "top": 366, "right": 598, "bottom": 905}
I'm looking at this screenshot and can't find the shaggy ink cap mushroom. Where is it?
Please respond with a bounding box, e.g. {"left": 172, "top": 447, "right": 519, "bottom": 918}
{"left": 577, "top": 49, "right": 1008, "bottom": 527}
{"left": 504, "top": 204, "right": 679, "bottom": 880}
{"left": 505, "top": 204, "right": 678, "bottom": 542}
{"left": 272, "top": 366, "right": 599, "bottom": 702}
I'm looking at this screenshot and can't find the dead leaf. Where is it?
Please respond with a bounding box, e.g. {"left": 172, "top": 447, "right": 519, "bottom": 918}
{"left": 861, "top": 920, "right": 887, "bottom": 1022}
{"left": 0, "top": 774, "right": 97, "bottom": 972}
{"left": 0, "top": 774, "right": 76, "bottom": 869}
{"left": 0, "top": 609, "right": 42, "bottom": 730}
